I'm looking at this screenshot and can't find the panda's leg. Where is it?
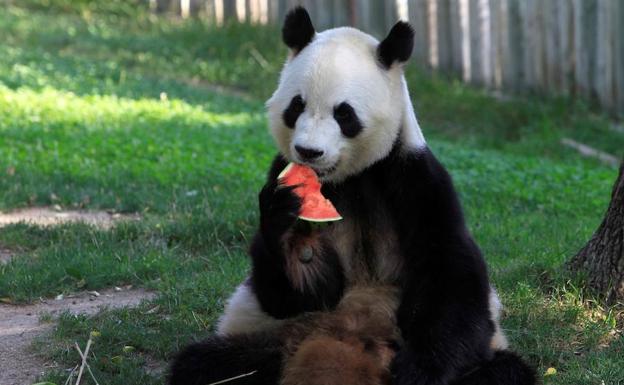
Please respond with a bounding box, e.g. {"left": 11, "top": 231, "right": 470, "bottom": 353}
{"left": 168, "top": 332, "right": 284, "bottom": 385}
{"left": 216, "top": 279, "right": 283, "bottom": 335}
{"left": 451, "top": 350, "right": 536, "bottom": 385}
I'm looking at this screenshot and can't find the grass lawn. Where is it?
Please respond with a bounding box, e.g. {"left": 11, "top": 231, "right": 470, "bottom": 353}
{"left": 1, "top": 1, "right": 623, "bottom": 384}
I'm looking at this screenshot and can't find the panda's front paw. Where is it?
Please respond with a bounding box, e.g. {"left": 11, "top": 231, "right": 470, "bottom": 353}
{"left": 258, "top": 179, "right": 302, "bottom": 248}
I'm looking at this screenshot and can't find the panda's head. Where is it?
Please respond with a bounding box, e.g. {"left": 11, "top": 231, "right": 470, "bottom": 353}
{"left": 267, "top": 7, "right": 426, "bottom": 183}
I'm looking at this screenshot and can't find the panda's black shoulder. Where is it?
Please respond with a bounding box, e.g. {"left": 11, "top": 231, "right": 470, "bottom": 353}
{"left": 372, "top": 145, "right": 475, "bottom": 248}
{"left": 374, "top": 145, "right": 457, "bottom": 202}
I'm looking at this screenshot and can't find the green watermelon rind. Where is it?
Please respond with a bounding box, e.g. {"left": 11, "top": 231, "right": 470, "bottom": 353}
{"left": 298, "top": 214, "right": 343, "bottom": 222}
{"left": 277, "top": 162, "right": 296, "bottom": 180}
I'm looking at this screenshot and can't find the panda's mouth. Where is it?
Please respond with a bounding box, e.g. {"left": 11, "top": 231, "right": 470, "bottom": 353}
{"left": 312, "top": 163, "right": 338, "bottom": 178}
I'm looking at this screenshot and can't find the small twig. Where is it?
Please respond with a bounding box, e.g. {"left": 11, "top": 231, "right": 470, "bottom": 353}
{"left": 64, "top": 365, "right": 79, "bottom": 385}
{"left": 207, "top": 370, "right": 258, "bottom": 385}
{"left": 74, "top": 337, "right": 93, "bottom": 385}
{"left": 191, "top": 310, "right": 207, "bottom": 330}
{"left": 75, "top": 342, "right": 101, "bottom": 385}
{"left": 249, "top": 47, "right": 270, "bottom": 70}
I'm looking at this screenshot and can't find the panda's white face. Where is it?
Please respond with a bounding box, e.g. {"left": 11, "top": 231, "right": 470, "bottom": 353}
{"left": 267, "top": 27, "right": 425, "bottom": 183}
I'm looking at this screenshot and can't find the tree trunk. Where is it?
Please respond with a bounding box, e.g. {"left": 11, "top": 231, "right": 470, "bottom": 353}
{"left": 568, "top": 160, "right": 624, "bottom": 304}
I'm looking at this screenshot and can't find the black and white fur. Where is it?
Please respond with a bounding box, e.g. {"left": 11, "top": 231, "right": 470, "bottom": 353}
{"left": 170, "top": 7, "right": 535, "bottom": 385}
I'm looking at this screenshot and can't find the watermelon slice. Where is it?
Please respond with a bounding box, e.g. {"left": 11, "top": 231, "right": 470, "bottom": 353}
{"left": 277, "top": 163, "right": 342, "bottom": 222}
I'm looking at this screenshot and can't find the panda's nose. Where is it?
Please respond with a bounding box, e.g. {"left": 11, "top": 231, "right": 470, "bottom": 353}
{"left": 295, "top": 145, "right": 324, "bottom": 160}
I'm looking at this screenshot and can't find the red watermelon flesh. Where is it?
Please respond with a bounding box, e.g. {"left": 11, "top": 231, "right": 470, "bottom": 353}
{"left": 277, "top": 163, "right": 342, "bottom": 222}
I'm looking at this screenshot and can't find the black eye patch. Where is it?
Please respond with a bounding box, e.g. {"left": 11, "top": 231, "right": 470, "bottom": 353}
{"left": 333, "top": 102, "right": 363, "bottom": 138}
{"left": 283, "top": 95, "right": 305, "bottom": 129}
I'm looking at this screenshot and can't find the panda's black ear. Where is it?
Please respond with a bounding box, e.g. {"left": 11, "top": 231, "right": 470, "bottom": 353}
{"left": 282, "top": 7, "right": 315, "bottom": 54}
{"left": 377, "top": 21, "right": 414, "bottom": 68}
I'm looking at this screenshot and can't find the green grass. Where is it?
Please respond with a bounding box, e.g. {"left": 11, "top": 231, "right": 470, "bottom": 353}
{"left": 0, "top": 2, "right": 623, "bottom": 385}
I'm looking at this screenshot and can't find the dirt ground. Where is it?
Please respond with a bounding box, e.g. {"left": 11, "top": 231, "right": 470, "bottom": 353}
{"left": 0, "top": 288, "right": 156, "bottom": 385}
{"left": 0, "top": 207, "right": 150, "bottom": 385}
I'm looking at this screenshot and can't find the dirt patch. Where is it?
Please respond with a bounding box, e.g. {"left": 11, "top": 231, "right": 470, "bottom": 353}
{"left": 0, "top": 207, "right": 140, "bottom": 229}
{"left": 0, "top": 287, "right": 156, "bottom": 385}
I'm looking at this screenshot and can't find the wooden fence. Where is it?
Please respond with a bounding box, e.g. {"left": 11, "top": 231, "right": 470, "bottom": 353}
{"left": 152, "top": 0, "right": 624, "bottom": 118}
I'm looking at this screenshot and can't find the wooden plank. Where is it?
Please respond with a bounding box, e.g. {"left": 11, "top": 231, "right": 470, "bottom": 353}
{"left": 317, "top": 0, "right": 334, "bottom": 29}
{"left": 267, "top": 0, "right": 279, "bottom": 24}
{"left": 449, "top": 0, "right": 465, "bottom": 78}
{"left": 543, "top": 0, "right": 560, "bottom": 91}
{"left": 347, "top": 0, "right": 358, "bottom": 26}
{"left": 489, "top": 0, "right": 502, "bottom": 88}
{"left": 436, "top": 0, "right": 452, "bottom": 72}
{"left": 397, "top": 0, "right": 409, "bottom": 20}
{"left": 258, "top": 0, "right": 269, "bottom": 24}
{"left": 530, "top": 0, "right": 545, "bottom": 90}
{"left": 408, "top": 0, "right": 430, "bottom": 68}
{"left": 521, "top": 0, "right": 549, "bottom": 91}
{"left": 557, "top": 0, "right": 574, "bottom": 94}
{"left": 385, "top": 0, "right": 399, "bottom": 31}
{"left": 201, "top": 0, "right": 216, "bottom": 23}
{"left": 427, "top": 0, "right": 436, "bottom": 68}
{"left": 468, "top": 0, "right": 480, "bottom": 84}
{"left": 519, "top": 0, "right": 534, "bottom": 88}
{"left": 150, "top": 0, "right": 166, "bottom": 13}
{"left": 502, "top": 0, "right": 524, "bottom": 91}
{"left": 594, "top": 0, "right": 615, "bottom": 110}
{"left": 276, "top": 0, "right": 288, "bottom": 23}
{"left": 301, "top": 0, "right": 318, "bottom": 26}
{"left": 468, "top": 0, "right": 491, "bottom": 86}
{"left": 365, "top": 0, "right": 386, "bottom": 38}
{"left": 351, "top": 0, "right": 372, "bottom": 32}
{"left": 573, "top": 0, "right": 598, "bottom": 99}
{"left": 333, "top": 0, "right": 349, "bottom": 26}
{"left": 222, "top": 0, "right": 237, "bottom": 21}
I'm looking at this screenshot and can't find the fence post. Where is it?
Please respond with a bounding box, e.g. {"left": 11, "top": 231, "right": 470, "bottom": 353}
{"left": 436, "top": 0, "right": 452, "bottom": 73}
{"left": 332, "top": 0, "right": 349, "bottom": 26}
{"left": 524, "top": 0, "right": 546, "bottom": 91}
{"left": 408, "top": 0, "right": 430, "bottom": 69}
{"left": 468, "top": 0, "right": 492, "bottom": 86}
{"left": 363, "top": 0, "right": 386, "bottom": 38}
{"left": 489, "top": 0, "right": 503, "bottom": 88}
{"left": 350, "top": 0, "right": 366, "bottom": 31}
{"left": 595, "top": 0, "right": 615, "bottom": 110}
{"left": 448, "top": 0, "right": 465, "bottom": 79}
{"left": 573, "top": 0, "right": 598, "bottom": 99}
{"left": 557, "top": 0, "right": 574, "bottom": 95}
{"left": 384, "top": 0, "right": 398, "bottom": 32}
{"left": 150, "top": 0, "right": 171, "bottom": 13}
{"left": 543, "top": 0, "right": 560, "bottom": 91}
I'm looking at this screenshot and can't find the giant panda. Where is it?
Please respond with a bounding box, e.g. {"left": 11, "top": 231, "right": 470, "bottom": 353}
{"left": 169, "top": 7, "right": 536, "bottom": 385}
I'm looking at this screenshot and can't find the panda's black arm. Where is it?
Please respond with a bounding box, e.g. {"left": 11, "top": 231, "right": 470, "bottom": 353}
{"left": 249, "top": 155, "right": 345, "bottom": 319}
{"left": 380, "top": 149, "right": 494, "bottom": 384}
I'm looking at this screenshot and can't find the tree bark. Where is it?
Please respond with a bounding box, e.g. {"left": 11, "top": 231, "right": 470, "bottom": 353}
{"left": 569, "top": 160, "right": 624, "bottom": 304}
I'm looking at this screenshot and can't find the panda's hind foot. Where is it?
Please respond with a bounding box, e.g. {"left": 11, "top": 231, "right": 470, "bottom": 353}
{"left": 168, "top": 333, "right": 283, "bottom": 385}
